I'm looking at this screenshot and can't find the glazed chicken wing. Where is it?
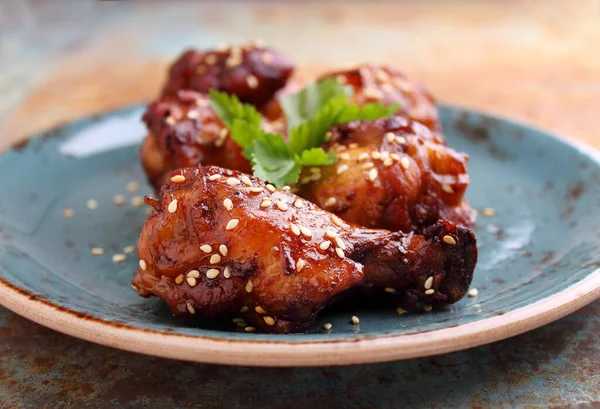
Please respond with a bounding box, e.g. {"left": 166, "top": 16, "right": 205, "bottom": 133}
{"left": 162, "top": 42, "right": 294, "bottom": 108}
{"left": 298, "top": 115, "right": 475, "bottom": 232}
{"left": 133, "top": 166, "right": 477, "bottom": 333}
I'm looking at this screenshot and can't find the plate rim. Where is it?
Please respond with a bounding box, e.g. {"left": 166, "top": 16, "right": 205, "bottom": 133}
{"left": 0, "top": 271, "right": 598, "bottom": 366}
{"left": 1, "top": 104, "right": 600, "bottom": 366}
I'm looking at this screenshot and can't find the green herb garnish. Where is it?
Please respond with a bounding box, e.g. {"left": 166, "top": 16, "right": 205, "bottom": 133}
{"left": 209, "top": 80, "right": 399, "bottom": 188}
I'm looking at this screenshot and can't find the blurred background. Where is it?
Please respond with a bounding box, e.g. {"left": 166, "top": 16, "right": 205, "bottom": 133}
{"left": 1, "top": 0, "right": 599, "bottom": 151}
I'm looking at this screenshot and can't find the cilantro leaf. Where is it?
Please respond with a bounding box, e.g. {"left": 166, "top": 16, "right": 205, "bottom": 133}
{"left": 248, "top": 134, "right": 301, "bottom": 187}
{"left": 209, "top": 90, "right": 261, "bottom": 129}
{"left": 279, "top": 78, "right": 350, "bottom": 129}
{"left": 295, "top": 148, "right": 338, "bottom": 167}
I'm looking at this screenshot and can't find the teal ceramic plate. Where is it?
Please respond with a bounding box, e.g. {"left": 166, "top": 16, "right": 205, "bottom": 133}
{"left": 0, "top": 106, "right": 599, "bottom": 367}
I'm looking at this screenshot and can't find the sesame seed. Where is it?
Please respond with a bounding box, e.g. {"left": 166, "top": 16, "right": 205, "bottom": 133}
{"left": 350, "top": 144, "right": 361, "bottom": 150}
{"left": 383, "top": 158, "right": 393, "bottom": 167}
{"left": 186, "top": 303, "right": 196, "bottom": 314}
{"left": 87, "top": 199, "right": 98, "bottom": 210}
{"left": 208, "top": 174, "right": 222, "bottom": 181}
{"left": 219, "top": 244, "right": 228, "bottom": 256}
{"left": 299, "top": 226, "right": 312, "bottom": 238}
{"left": 260, "top": 199, "right": 272, "bottom": 208}
{"left": 290, "top": 223, "right": 301, "bottom": 236}
{"left": 351, "top": 316, "right": 360, "bottom": 325}
{"left": 187, "top": 270, "right": 200, "bottom": 278}
{"left": 255, "top": 306, "right": 266, "bottom": 314}
{"left": 232, "top": 318, "right": 245, "bottom": 324}
{"left": 245, "top": 280, "right": 253, "bottom": 293}
{"left": 482, "top": 208, "right": 496, "bottom": 217}
{"left": 384, "top": 287, "right": 396, "bottom": 293}
{"left": 371, "top": 151, "right": 381, "bottom": 160}
{"left": 227, "top": 177, "right": 241, "bottom": 186}
{"left": 139, "top": 260, "right": 147, "bottom": 271}
{"left": 362, "top": 162, "right": 375, "bottom": 169}
{"left": 337, "top": 164, "right": 349, "bottom": 174}
{"left": 266, "top": 184, "right": 276, "bottom": 192}
{"left": 186, "top": 277, "right": 197, "bottom": 287}
{"left": 175, "top": 274, "right": 184, "bottom": 284}
{"left": 385, "top": 132, "right": 396, "bottom": 143}
{"left": 424, "top": 276, "right": 434, "bottom": 289}
{"left": 325, "top": 230, "right": 338, "bottom": 239}
{"left": 223, "top": 198, "right": 233, "bottom": 211}
{"left": 397, "top": 307, "right": 406, "bottom": 315}
{"left": 170, "top": 174, "right": 186, "bottom": 183}
{"left": 246, "top": 75, "right": 259, "bottom": 89}
{"left": 358, "top": 152, "right": 369, "bottom": 161}
{"left": 91, "top": 247, "right": 104, "bottom": 256}
{"left": 319, "top": 241, "right": 331, "bottom": 250}
{"left": 263, "top": 316, "right": 275, "bottom": 326}
{"left": 390, "top": 153, "right": 400, "bottom": 161}
{"left": 200, "top": 245, "right": 212, "bottom": 253}
{"left": 113, "top": 194, "right": 125, "bottom": 205}
{"left": 424, "top": 304, "right": 433, "bottom": 312}
{"left": 240, "top": 306, "right": 249, "bottom": 313}
{"left": 206, "top": 268, "right": 220, "bottom": 279}
{"left": 127, "top": 182, "right": 140, "bottom": 192}
{"left": 335, "top": 248, "right": 345, "bottom": 259}
{"left": 296, "top": 258, "right": 306, "bottom": 272}
{"left": 168, "top": 199, "right": 178, "bottom": 213}
{"left": 293, "top": 199, "right": 303, "bottom": 208}
{"left": 400, "top": 157, "right": 410, "bottom": 170}
{"left": 224, "top": 266, "right": 231, "bottom": 278}
{"left": 442, "top": 184, "right": 454, "bottom": 193}
{"left": 165, "top": 116, "right": 176, "bottom": 125}
{"left": 368, "top": 168, "right": 379, "bottom": 181}
{"left": 241, "top": 176, "right": 252, "bottom": 186}
{"left": 186, "top": 110, "right": 199, "bottom": 120}
{"left": 123, "top": 245, "right": 135, "bottom": 254}
{"left": 323, "top": 323, "right": 332, "bottom": 330}
{"left": 249, "top": 187, "right": 263, "bottom": 193}
{"left": 226, "top": 219, "right": 239, "bottom": 230}
{"left": 261, "top": 52, "right": 273, "bottom": 64}
{"left": 205, "top": 54, "right": 217, "bottom": 65}
{"left": 443, "top": 235, "right": 457, "bottom": 245}
{"left": 396, "top": 136, "right": 406, "bottom": 144}
{"left": 112, "top": 254, "right": 126, "bottom": 263}
{"left": 282, "top": 185, "right": 291, "bottom": 191}
{"left": 245, "top": 326, "right": 256, "bottom": 332}
{"left": 425, "top": 289, "right": 435, "bottom": 295}
{"left": 226, "top": 55, "right": 242, "bottom": 67}
{"left": 335, "top": 236, "right": 346, "bottom": 250}
{"left": 331, "top": 215, "right": 343, "bottom": 227}
{"left": 339, "top": 153, "right": 350, "bottom": 161}
{"left": 131, "top": 196, "right": 144, "bottom": 207}
{"left": 210, "top": 254, "right": 222, "bottom": 264}
{"left": 131, "top": 284, "right": 138, "bottom": 292}
{"left": 324, "top": 197, "right": 337, "bottom": 207}
{"left": 468, "top": 288, "right": 479, "bottom": 297}
{"left": 275, "top": 200, "right": 288, "bottom": 211}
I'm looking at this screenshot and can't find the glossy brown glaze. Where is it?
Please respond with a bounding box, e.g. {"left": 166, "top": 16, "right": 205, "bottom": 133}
{"left": 298, "top": 115, "right": 475, "bottom": 232}
{"left": 133, "top": 166, "right": 477, "bottom": 333}
{"left": 319, "top": 64, "right": 442, "bottom": 134}
{"left": 161, "top": 42, "right": 294, "bottom": 108}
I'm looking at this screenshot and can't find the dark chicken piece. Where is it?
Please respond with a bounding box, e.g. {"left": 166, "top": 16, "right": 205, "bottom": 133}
{"left": 162, "top": 42, "right": 294, "bottom": 108}
{"left": 297, "top": 115, "right": 475, "bottom": 232}
{"left": 133, "top": 166, "right": 477, "bottom": 333}
{"left": 320, "top": 64, "right": 442, "bottom": 134}
{"left": 141, "top": 90, "right": 253, "bottom": 190}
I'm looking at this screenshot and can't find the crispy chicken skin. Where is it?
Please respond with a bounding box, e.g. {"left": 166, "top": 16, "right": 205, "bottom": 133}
{"left": 133, "top": 166, "right": 477, "bottom": 333}
{"left": 319, "top": 64, "right": 442, "bottom": 134}
{"left": 162, "top": 43, "right": 294, "bottom": 108}
{"left": 298, "top": 115, "right": 475, "bottom": 232}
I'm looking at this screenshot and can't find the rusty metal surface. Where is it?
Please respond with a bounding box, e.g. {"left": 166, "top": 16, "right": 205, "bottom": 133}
{"left": 1, "top": 1, "right": 600, "bottom": 407}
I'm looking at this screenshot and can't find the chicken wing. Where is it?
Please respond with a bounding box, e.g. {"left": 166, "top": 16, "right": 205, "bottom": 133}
{"left": 161, "top": 42, "right": 294, "bottom": 108}
{"left": 297, "top": 115, "right": 475, "bottom": 232}
{"left": 132, "top": 166, "right": 477, "bottom": 333}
